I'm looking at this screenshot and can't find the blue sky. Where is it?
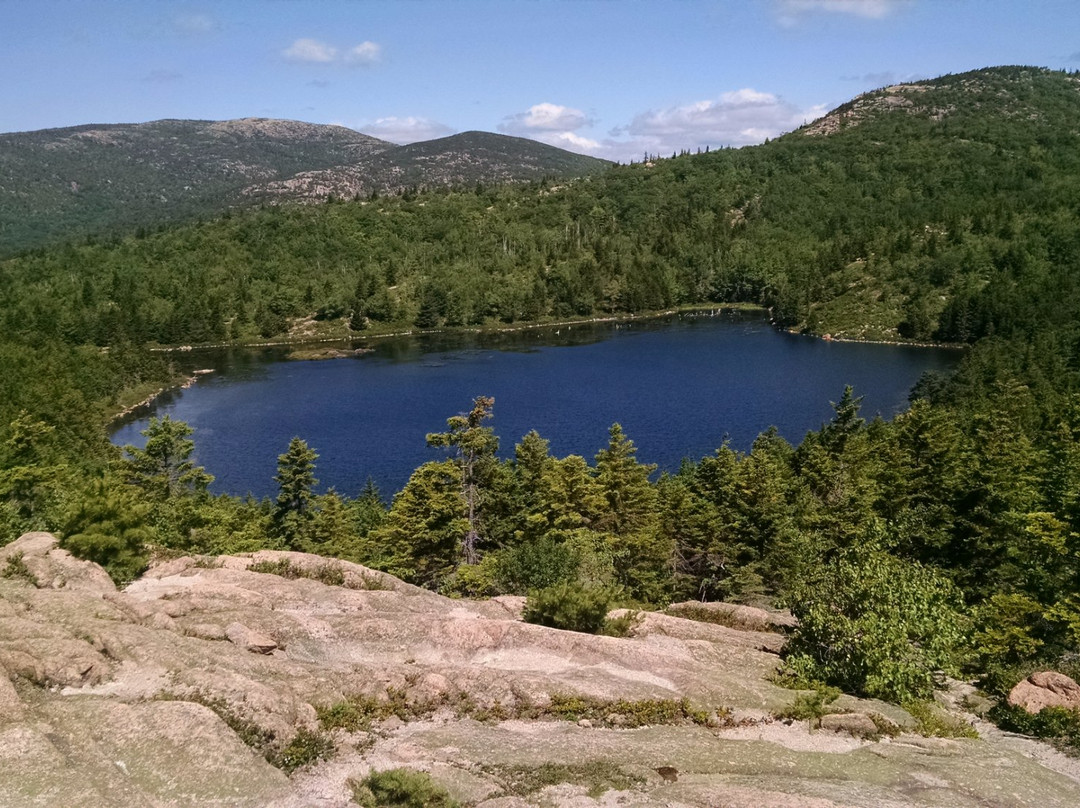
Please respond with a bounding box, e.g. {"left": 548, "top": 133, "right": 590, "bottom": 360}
{"left": 2, "top": 0, "right": 1077, "bottom": 162}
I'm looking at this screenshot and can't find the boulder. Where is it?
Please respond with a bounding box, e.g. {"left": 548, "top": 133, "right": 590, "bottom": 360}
{"left": 819, "top": 712, "right": 880, "bottom": 738}
{"left": 0, "top": 532, "right": 115, "bottom": 594}
{"left": 1008, "top": 671, "right": 1080, "bottom": 714}
{"left": 225, "top": 622, "right": 278, "bottom": 654}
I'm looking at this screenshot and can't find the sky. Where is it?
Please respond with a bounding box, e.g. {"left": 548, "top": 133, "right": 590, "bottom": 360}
{"left": 2, "top": 0, "right": 1078, "bottom": 163}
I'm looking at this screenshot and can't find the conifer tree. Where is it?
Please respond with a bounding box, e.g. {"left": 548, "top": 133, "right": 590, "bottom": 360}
{"left": 274, "top": 437, "right": 318, "bottom": 548}
{"left": 124, "top": 416, "right": 213, "bottom": 499}
{"left": 426, "top": 396, "right": 498, "bottom": 564}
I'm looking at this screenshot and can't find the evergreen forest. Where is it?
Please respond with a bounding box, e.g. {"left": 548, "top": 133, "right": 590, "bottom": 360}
{"left": 4, "top": 66, "right": 1080, "bottom": 716}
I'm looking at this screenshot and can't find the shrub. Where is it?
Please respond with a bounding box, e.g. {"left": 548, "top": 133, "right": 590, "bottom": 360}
{"left": 523, "top": 581, "right": 611, "bottom": 634}
{"left": 780, "top": 544, "right": 968, "bottom": 703}
{"left": 351, "top": 768, "right": 459, "bottom": 808}
{"left": 990, "top": 703, "right": 1080, "bottom": 752}
{"left": 775, "top": 683, "right": 841, "bottom": 725}
{"left": 1, "top": 552, "right": 38, "bottom": 586}
{"left": 496, "top": 535, "right": 579, "bottom": 593}
{"left": 271, "top": 727, "right": 334, "bottom": 773}
{"left": 904, "top": 700, "right": 978, "bottom": 738}
{"left": 482, "top": 761, "right": 643, "bottom": 799}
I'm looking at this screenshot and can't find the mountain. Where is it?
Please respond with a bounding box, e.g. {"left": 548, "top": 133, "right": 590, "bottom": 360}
{"left": 246, "top": 131, "right": 614, "bottom": 203}
{"left": 0, "top": 119, "right": 610, "bottom": 255}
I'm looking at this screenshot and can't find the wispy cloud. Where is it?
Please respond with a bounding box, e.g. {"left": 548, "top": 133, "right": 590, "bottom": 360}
{"left": 356, "top": 116, "right": 454, "bottom": 144}
{"left": 346, "top": 41, "right": 382, "bottom": 65}
{"left": 283, "top": 38, "right": 338, "bottom": 63}
{"left": 840, "top": 70, "right": 923, "bottom": 87}
{"left": 282, "top": 38, "right": 382, "bottom": 66}
{"left": 603, "top": 90, "right": 824, "bottom": 161}
{"left": 775, "top": 0, "right": 911, "bottom": 25}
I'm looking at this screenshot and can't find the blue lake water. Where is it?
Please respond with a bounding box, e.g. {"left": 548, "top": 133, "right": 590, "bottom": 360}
{"left": 111, "top": 312, "right": 962, "bottom": 499}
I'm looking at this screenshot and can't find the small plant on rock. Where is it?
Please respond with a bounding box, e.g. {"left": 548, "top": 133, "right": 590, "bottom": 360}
{"left": 350, "top": 768, "right": 459, "bottom": 808}
{"left": 1, "top": 552, "right": 38, "bottom": 586}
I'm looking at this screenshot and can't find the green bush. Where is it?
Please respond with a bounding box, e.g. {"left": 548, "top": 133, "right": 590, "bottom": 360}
{"left": 523, "top": 581, "right": 611, "bottom": 634}
{"left": 775, "top": 683, "right": 841, "bottom": 724}
{"left": 351, "top": 768, "right": 459, "bottom": 808}
{"left": 271, "top": 727, "right": 334, "bottom": 773}
{"left": 496, "top": 535, "right": 579, "bottom": 593}
{"left": 1, "top": 552, "right": 38, "bottom": 586}
{"left": 990, "top": 703, "right": 1080, "bottom": 752}
{"left": 780, "top": 544, "right": 968, "bottom": 703}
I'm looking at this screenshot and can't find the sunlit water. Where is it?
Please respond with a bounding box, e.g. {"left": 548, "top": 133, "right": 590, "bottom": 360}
{"left": 111, "top": 312, "right": 961, "bottom": 499}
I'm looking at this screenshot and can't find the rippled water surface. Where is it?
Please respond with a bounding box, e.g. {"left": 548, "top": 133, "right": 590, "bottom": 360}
{"left": 112, "top": 313, "right": 961, "bottom": 498}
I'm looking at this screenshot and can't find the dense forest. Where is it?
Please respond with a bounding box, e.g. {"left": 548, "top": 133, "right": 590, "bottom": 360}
{"left": 4, "top": 66, "right": 1080, "bottom": 727}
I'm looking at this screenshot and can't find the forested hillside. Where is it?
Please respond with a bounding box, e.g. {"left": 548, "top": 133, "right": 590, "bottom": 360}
{"left": 4, "top": 66, "right": 1080, "bottom": 726}
{"left": 0, "top": 119, "right": 609, "bottom": 256}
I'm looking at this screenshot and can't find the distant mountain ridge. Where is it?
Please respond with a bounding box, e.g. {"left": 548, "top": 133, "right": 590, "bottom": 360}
{"left": 0, "top": 118, "right": 610, "bottom": 255}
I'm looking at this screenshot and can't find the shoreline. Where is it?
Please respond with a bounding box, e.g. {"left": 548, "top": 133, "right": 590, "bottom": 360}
{"left": 108, "top": 369, "right": 214, "bottom": 425}
{"left": 144, "top": 304, "right": 768, "bottom": 354}
{"left": 114, "top": 306, "right": 962, "bottom": 424}
{"left": 785, "top": 329, "right": 967, "bottom": 351}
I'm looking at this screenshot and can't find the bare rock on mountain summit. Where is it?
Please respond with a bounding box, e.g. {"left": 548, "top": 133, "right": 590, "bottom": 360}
{"left": 2, "top": 533, "right": 1080, "bottom": 807}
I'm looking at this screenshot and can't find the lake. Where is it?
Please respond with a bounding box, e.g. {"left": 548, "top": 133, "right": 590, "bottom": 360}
{"left": 111, "top": 312, "right": 962, "bottom": 499}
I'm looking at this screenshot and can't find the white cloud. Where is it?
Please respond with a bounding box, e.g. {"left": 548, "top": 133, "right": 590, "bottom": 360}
{"left": 346, "top": 41, "right": 382, "bottom": 65}
{"left": 283, "top": 38, "right": 337, "bottom": 63}
{"left": 775, "top": 0, "right": 910, "bottom": 25}
{"left": 497, "top": 102, "right": 603, "bottom": 155}
{"left": 357, "top": 116, "right": 455, "bottom": 144}
{"left": 618, "top": 90, "right": 821, "bottom": 150}
{"left": 501, "top": 102, "right": 592, "bottom": 134}
{"left": 496, "top": 91, "right": 826, "bottom": 163}
{"left": 283, "top": 38, "right": 382, "bottom": 66}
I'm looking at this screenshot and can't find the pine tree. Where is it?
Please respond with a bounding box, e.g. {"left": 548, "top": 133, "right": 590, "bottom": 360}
{"left": 426, "top": 396, "right": 498, "bottom": 565}
{"left": 274, "top": 437, "right": 318, "bottom": 548}
{"left": 124, "top": 415, "right": 213, "bottom": 499}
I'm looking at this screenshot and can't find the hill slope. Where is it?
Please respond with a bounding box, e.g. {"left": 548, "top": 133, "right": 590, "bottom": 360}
{"left": 247, "top": 130, "right": 613, "bottom": 202}
{"left": 0, "top": 119, "right": 610, "bottom": 255}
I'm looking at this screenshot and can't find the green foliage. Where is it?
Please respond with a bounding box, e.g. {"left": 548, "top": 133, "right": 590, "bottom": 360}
{"left": 523, "top": 581, "right": 612, "bottom": 634}
{"left": 274, "top": 437, "right": 318, "bottom": 548}
{"left": 781, "top": 541, "right": 969, "bottom": 703}
{"left": 1, "top": 552, "right": 38, "bottom": 586}
{"left": 482, "top": 761, "right": 644, "bottom": 799}
{"left": 61, "top": 477, "right": 151, "bottom": 584}
{"left": 991, "top": 703, "right": 1080, "bottom": 753}
{"left": 600, "top": 609, "right": 642, "bottom": 638}
{"left": 426, "top": 396, "right": 499, "bottom": 565}
{"left": 775, "top": 683, "right": 841, "bottom": 724}
{"left": 904, "top": 700, "right": 978, "bottom": 739}
{"left": 124, "top": 416, "right": 213, "bottom": 499}
{"left": 351, "top": 768, "right": 459, "bottom": 808}
{"left": 544, "top": 693, "right": 718, "bottom": 728}
{"left": 271, "top": 727, "right": 335, "bottom": 774}
{"left": 247, "top": 557, "right": 388, "bottom": 590}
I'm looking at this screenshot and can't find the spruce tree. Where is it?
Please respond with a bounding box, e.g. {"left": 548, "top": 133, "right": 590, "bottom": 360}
{"left": 274, "top": 437, "right": 318, "bottom": 548}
